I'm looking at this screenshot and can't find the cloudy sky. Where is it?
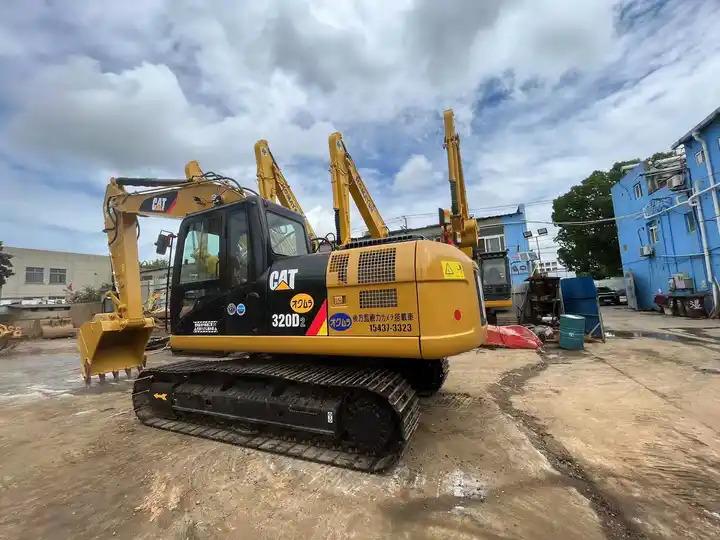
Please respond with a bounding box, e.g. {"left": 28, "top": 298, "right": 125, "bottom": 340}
{"left": 1, "top": 0, "right": 719, "bottom": 260}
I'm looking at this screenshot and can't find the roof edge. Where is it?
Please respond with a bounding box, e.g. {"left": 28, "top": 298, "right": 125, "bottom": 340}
{"left": 672, "top": 106, "right": 720, "bottom": 148}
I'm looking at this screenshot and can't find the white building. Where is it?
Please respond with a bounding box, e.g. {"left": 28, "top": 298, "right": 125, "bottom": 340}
{"left": 0, "top": 246, "right": 111, "bottom": 304}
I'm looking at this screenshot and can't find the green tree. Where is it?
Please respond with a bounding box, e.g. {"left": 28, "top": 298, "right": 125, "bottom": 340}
{"left": 140, "top": 258, "right": 168, "bottom": 270}
{"left": 66, "top": 283, "right": 113, "bottom": 303}
{"left": 0, "top": 242, "right": 13, "bottom": 287}
{"left": 552, "top": 161, "right": 639, "bottom": 279}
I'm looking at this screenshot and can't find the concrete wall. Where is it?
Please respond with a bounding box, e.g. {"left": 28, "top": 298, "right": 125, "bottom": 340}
{"left": 0, "top": 247, "right": 111, "bottom": 303}
{"left": 611, "top": 112, "right": 720, "bottom": 310}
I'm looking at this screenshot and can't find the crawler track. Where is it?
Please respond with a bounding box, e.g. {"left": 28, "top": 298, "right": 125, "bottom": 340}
{"left": 132, "top": 359, "right": 421, "bottom": 472}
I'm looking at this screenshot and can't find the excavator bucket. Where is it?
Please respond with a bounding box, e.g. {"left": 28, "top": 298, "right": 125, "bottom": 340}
{"left": 77, "top": 314, "right": 154, "bottom": 383}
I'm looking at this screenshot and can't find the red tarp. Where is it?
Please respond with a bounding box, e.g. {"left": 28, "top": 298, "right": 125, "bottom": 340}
{"left": 484, "top": 325, "right": 543, "bottom": 349}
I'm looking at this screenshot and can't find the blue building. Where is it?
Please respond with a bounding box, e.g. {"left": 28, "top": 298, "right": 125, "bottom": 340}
{"left": 390, "top": 205, "right": 532, "bottom": 285}
{"left": 485, "top": 205, "right": 533, "bottom": 286}
{"left": 611, "top": 107, "right": 720, "bottom": 311}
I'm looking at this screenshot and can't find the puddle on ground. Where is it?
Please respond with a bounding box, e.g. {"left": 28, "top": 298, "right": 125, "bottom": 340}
{"left": 606, "top": 330, "right": 720, "bottom": 346}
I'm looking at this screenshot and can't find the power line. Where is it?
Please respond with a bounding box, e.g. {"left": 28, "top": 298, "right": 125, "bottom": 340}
{"left": 365, "top": 163, "right": 720, "bottom": 234}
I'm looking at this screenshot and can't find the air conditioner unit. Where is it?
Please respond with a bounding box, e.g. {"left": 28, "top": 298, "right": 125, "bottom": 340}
{"left": 669, "top": 273, "right": 694, "bottom": 291}
{"left": 640, "top": 245, "right": 654, "bottom": 257}
{"left": 668, "top": 174, "right": 685, "bottom": 190}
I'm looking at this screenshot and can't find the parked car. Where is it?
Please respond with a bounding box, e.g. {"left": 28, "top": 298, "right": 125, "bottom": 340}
{"left": 617, "top": 289, "right": 628, "bottom": 305}
{"left": 597, "top": 286, "right": 621, "bottom": 305}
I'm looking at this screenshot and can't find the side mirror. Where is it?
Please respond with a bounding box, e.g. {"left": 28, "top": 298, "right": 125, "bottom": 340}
{"left": 155, "top": 232, "right": 172, "bottom": 255}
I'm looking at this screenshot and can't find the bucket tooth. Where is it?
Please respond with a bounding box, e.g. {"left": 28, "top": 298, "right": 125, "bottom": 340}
{"left": 112, "top": 371, "right": 120, "bottom": 381}
{"left": 125, "top": 368, "right": 132, "bottom": 378}
{"left": 98, "top": 373, "right": 106, "bottom": 383}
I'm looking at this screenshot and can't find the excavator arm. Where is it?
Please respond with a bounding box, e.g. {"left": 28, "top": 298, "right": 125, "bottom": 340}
{"left": 254, "top": 140, "right": 317, "bottom": 240}
{"left": 441, "top": 109, "right": 478, "bottom": 258}
{"left": 328, "top": 132, "right": 389, "bottom": 246}
{"left": 78, "top": 161, "right": 245, "bottom": 382}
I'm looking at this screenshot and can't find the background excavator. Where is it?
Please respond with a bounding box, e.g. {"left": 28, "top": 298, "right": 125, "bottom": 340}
{"left": 0, "top": 324, "right": 23, "bottom": 353}
{"left": 328, "top": 132, "right": 389, "bottom": 247}
{"left": 440, "top": 109, "right": 512, "bottom": 324}
{"left": 255, "top": 139, "right": 318, "bottom": 246}
{"left": 78, "top": 156, "right": 487, "bottom": 471}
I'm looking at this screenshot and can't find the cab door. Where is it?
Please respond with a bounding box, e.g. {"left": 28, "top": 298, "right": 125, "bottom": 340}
{"left": 170, "top": 211, "right": 227, "bottom": 335}
{"left": 223, "top": 204, "right": 260, "bottom": 336}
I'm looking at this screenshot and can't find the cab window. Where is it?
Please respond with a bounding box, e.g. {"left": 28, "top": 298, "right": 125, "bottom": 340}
{"left": 229, "top": 208, "right": 250, "bottom": 286}
{"left": 482, "top": 258, "right": 507, "bottom": 286}
{"left": 267, "top": 212, "right": 308, "bottom": 256}
{"left": 179, "top": 216, "right": 221, "bottom": 283}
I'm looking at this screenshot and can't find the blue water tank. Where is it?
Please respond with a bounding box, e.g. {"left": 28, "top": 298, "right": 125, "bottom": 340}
{"left": 559, "top": 314, "right": 585, "bottom": 350}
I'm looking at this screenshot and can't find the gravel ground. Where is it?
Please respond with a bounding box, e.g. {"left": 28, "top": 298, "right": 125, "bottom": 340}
{"left": 0, "top": 307, "right": 718, "bottom": 539}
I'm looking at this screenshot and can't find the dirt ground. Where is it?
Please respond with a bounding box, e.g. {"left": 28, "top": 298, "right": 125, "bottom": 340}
{"left": 0, "top": 307, "right": 719, "bottom": 539}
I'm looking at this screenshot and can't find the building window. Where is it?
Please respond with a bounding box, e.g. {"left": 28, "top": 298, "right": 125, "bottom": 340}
{"left": 696, "top": 150, "right": 705, "bottom": 165}
{"left": 646, "top": 175, "right": 668, "bottom": 194}
{"left": 480, "top": 234, "right": 505, "bottom": 253}
{"left": 49, "top": 268, "right": 67, "bottom": 284}
{"left": 633, "top": 182, "right": 642, "bottom": 199}
{"left": 25, "top": 267, "right": 44, "bottom": 284}
{"left": 648, "top": 221, "right": 659, "bottom": 244}
{"left": 685, "top": 212, "right": 696, "bottom": 233}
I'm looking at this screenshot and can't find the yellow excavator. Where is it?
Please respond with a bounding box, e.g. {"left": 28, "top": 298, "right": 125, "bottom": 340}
{"left": 440, "top": 109, "right": 512, "bottom": 324}
{"left": 0, "top": 324, "right": 23, "bottom": 353}
{"left": 78, "top": 153, "right": 486, "bottom": 471}
{"left": 328, "top": 132, "right": 389, "bottom": 246}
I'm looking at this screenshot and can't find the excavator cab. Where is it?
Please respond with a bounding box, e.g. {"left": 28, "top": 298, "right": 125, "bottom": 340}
{"left": 168, "top": 197, "right": 313, "bottom": 340}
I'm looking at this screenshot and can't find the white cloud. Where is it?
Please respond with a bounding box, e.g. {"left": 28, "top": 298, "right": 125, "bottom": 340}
{"left": 394, "top": 154, "right": 442, "bottom": 192}
{"left": 0, "top": 0, "right": 719, "bottom": 265}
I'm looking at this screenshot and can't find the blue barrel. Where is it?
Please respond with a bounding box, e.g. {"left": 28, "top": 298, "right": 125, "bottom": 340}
{"left": 559, "top": 314, "right": 585, "bottom": 350}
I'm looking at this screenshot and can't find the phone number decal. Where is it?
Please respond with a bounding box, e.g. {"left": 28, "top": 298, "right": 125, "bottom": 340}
{"left": 369, "top": 323, "right": 413, "bottom": 333}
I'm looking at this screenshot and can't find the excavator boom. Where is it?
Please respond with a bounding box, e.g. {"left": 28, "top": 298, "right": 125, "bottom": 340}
{"left": 328, "top": 132, "right": 389, "bottom": 246}
{"left": 77, "top": 162, "right": 245, "bottom": 381}
{"left": 255, "top": 140, "right": 317, "bottom": 240}
{"left": 441, "top": 109, "right": 478, "bottom": 258}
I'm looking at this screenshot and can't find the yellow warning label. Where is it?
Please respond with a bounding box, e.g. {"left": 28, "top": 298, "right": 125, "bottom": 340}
{"left": 441, "top": 260, "right": 465, "bottom": 280}
{"left": 274, "top": 280, "right": 291, "bottom": 291}
{"left": 153, "top": 393, "right": 168, "bottom": 401}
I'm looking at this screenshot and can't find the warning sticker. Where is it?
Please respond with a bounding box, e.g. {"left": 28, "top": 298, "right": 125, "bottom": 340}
{"left": 441, "top": 260, "right": 465, "bottom": 280}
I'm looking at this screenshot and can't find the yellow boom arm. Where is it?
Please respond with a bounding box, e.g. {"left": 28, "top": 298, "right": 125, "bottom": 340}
{"left": 77, "top": 161, "right": 244, "bottom": 382}
{"left": 254, "top": 139, "right": 317, "bottom": 240}
{"left": 442, "top": 109, "right": 478, "bottom": 257}
{"left": 328, "top": 132, "right": 389, "bottom": 247}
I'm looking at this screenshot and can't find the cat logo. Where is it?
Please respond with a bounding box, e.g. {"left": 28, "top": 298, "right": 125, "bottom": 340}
{"left": 151, "top": 197, "right": 168, "bottom": 212}
{"left": 269, "top": 268, "right": 298, "bottom": 291}
{"left": 153, "top": 392, "right": 168, "bottom": 401}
